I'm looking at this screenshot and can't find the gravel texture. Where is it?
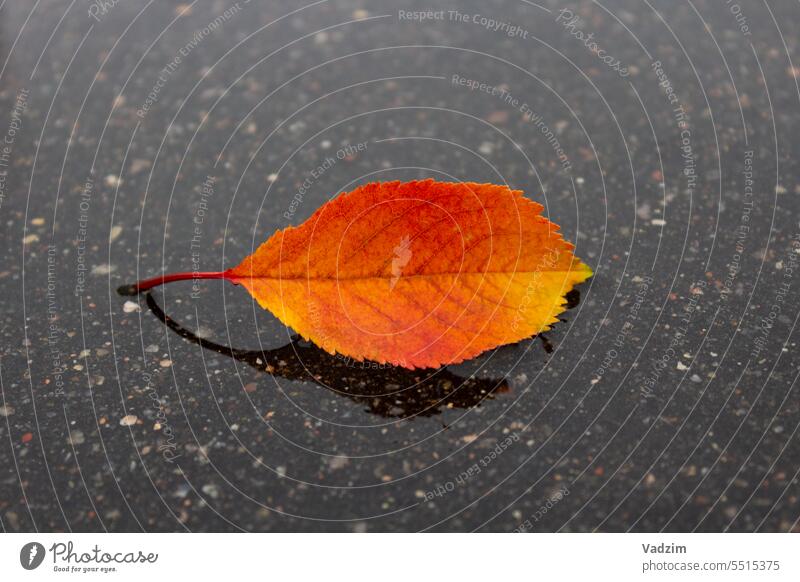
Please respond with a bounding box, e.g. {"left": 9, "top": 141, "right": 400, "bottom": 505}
{"left": 0, "top": 0, "right": 799, "bottom": 532}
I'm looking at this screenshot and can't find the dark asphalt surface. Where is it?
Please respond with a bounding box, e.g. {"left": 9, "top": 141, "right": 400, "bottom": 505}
{"left": 1, "top": 0, "right": 799, "bottom": 532}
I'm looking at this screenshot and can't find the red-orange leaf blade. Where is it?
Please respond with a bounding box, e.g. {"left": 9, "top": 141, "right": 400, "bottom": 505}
{"left": 229, "top": 180, "right": 592, "bottom": 368}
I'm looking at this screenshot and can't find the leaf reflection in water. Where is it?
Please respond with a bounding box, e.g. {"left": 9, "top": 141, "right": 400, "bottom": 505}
{"left": 142, "top": 292, "right": 513, "bottom": 419}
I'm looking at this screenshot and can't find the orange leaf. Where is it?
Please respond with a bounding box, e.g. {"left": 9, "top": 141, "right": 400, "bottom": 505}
{"left": 227, "top": 180, "right": 591, "bottom": 368}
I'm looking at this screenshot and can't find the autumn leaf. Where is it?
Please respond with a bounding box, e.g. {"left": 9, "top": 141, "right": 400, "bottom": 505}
{"left": 125, "top": 180, "right": 592, "bottom": 369}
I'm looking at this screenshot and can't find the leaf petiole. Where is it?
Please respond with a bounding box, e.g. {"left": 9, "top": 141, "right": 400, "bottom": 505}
{"left": 118, "top": 270, "right": 235, "bottom": 296}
